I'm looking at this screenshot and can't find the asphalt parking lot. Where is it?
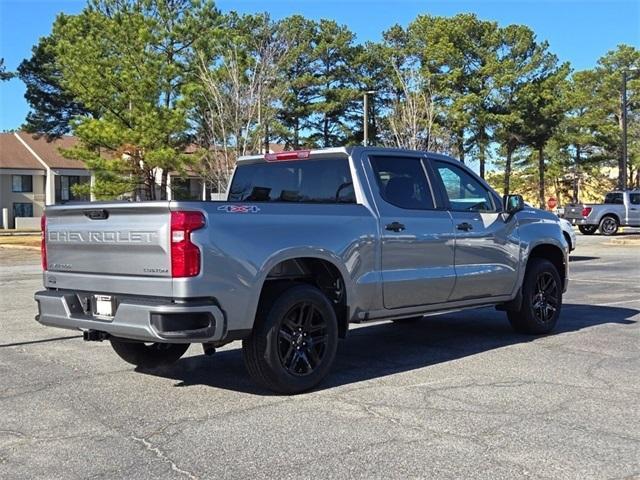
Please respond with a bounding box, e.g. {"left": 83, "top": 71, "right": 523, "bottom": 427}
{"left": 1, "top": 233, "right": 639, "bottom": 480}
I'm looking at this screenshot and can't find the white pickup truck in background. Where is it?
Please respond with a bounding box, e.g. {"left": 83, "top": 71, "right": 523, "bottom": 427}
{"left": 565, "top": 190, "right": 640, "bottom": 235}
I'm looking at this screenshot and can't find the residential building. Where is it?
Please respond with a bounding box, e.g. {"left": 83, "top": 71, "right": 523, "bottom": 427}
{"left": 1, "top": 132, "right": 286, "bottom": 228}
{"left": 0, "top": 132, "right": 91, "bottom": 228}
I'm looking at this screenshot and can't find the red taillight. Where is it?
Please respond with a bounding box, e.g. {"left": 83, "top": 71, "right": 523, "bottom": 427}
{"left": 41, "top": 215, "right": 47, "bottom": 270}
{"left": 582, "top": 207, "right": 592, "bottom": 217}
{"left": 171, "top": 211, "right": 205, "bottom": 278}
{"left": 264, "top": 150, "right": 311, "bottom": 162}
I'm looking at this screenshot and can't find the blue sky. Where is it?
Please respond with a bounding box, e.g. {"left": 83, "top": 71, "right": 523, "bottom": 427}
{"left": 1, "top": 0, "right": 638, "bottom": 131}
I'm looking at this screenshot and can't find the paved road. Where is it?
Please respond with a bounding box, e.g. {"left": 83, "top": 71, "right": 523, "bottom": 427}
{"left": 1, "top": 234, "right": 639, "bottom": 479}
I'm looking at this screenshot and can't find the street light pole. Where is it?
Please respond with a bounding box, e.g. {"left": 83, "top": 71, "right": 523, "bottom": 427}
{"left": 621, "top": 67, "right": 638, "bottom": 190}
{"left": 363, "top": 90, "right": 376, "bottom": 146}
{"left": 621, "top": 70, "right": 628, "bottom": 191}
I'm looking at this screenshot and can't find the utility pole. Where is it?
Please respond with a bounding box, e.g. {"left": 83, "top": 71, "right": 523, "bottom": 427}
{"left": 363, "top": 90, "right": 376, "bottom": 146}
{"left": 621, "top": 67, "right": 638, "bottom": 190}
{"left": 621, "top": 70, "right": 628, "bottom": 191}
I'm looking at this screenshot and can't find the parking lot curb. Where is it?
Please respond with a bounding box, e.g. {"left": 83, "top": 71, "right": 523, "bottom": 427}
{"left": 0, "top": 244, "right": 40, "bottom": 251}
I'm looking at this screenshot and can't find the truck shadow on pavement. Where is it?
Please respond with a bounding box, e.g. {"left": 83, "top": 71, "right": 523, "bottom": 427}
{"left": 137, "top": 303, "right": 638, "bottom": 395}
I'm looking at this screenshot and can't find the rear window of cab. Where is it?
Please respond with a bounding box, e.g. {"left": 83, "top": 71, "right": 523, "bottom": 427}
{"left": 228, "top": 159, "right": 355, "bottom": 204}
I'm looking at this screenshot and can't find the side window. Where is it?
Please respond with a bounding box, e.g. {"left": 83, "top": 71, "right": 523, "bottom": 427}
{"left": 369, "top": 156, "right": 435, "bottom": 210}
{"left": 228, "top": 159, "right": 355, "bottom": 204}
{"left": 433, "top": 161, "right": 496, "bottom": 212}
{"left": 604, "top": 193, "right": 624, "bottom": 204}
{"left": 630, "top": 193, "right": 640, "bottom": 205}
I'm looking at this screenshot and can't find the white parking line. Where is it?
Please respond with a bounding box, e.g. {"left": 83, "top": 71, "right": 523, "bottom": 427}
{"left": 570, "top": 278, "right": 639, "bottom": 285}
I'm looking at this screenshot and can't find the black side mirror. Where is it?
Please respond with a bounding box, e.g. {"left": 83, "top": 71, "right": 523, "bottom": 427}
{"left": 503, "top": 194, "right": 524, "bottom": 215}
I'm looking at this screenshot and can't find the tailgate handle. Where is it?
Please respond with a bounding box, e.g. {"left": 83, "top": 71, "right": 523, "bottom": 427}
{"left": 84, "top": 209, "right": 109, "bottom": 220}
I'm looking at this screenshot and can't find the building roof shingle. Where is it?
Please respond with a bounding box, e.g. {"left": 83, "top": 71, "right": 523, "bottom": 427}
{"left": 14, "top": 132, "right": 87, "bottom": 169}
{"left": 0, "top": 133, "right": 45, "bottom": 170}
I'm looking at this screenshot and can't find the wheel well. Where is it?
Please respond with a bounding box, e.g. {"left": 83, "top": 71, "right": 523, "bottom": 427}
{"left": 528, "top": 244, "right": 566, "bottom": 286}
{"left": 601, "top": 213, "right": 620, "bottom": 224}
{"left": 261, "top": 258, "right": 349, "bottom": 338}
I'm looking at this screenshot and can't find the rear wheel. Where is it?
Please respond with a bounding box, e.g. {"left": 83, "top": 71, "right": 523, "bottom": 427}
{"left": 110, "top": 339, "right": 189, "bottom": 368}
{"left": 508, "top": 258, "right": 562, "bottom": 335}
{"left": 242, "top": 284, "right": 338, "bottom": 394}
{"left": 578, "top": 225, "right": 597, "bottom": 235}
{"left": 599, "top": 216, "right": 619, "bottom": 236}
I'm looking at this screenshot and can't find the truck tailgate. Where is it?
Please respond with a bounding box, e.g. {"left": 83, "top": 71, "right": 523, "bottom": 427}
{"left": 45, "top": 202, "right": 171, "bottom": 277}
{"left": 564, "top": 204, "right": 585, "bottom": 220}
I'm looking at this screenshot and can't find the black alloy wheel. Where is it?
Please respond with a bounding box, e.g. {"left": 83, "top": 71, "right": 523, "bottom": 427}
{"left": 242, "top": 284, "right": 338, "bottom": 394}
{"left": 530, "top": 272, "right": 559, "bottom": 325}
{"left": 277, "top": 301, "right": 329, "bottom": 376}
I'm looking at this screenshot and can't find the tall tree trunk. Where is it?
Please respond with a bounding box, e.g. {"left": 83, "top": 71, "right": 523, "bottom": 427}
{"left": 479, "top": 143, "right": 486, "bottom": 179}
{"left": 456, "top": 129, "right": 465, "bottom": 164}
{"left": 160, "top": 169, "right": 168, "bottom": 200}
{"left": 294, "top": 117, "right": 300, "bottom": 150}
{"left": 572, "top": 145, "right": 581, "bottom": 203}
{"left": 503, "top": 145, "right": 512, "bottom": 196}
{"left": 538, "top": 145, "right": 545, "bottom": 210}
{"left": 323, "top": 115, "right": 329, "bottom": 148}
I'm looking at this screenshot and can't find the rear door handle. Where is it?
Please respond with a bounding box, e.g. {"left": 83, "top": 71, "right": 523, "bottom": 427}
{"left": 457, "top": 222, "right": 473, "bottom": 231}
{"left": 385, "top": 222, "right": 406, "bottom": 232}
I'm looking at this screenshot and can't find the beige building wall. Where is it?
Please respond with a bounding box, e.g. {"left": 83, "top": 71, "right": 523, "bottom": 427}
{"left": 0, "top": 171, "right": 46, "bottom": 228}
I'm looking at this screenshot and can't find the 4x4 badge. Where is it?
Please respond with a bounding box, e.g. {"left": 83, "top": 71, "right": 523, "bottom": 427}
{"left": 217, "top": 205, "right": 260, "bottom": 213}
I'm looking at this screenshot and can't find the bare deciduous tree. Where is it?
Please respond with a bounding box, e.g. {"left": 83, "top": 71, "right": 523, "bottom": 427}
{"left": 382, "top": 63, "right": 443, "bottom": 152}
{"left": 193, "top": 15, "right": 288, "bottom": 193}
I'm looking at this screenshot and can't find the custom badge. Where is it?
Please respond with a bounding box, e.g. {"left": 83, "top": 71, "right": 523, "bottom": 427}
{"left": 217, "top": 205, "right": 261, "bottom": 214}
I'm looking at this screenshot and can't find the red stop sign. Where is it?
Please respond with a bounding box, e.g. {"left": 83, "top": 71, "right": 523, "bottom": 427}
{"left": 547, "top": 197, "right": 557, "bottom": 210}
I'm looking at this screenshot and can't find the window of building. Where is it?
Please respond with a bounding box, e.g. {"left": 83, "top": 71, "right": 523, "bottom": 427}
{"left": 229, "top": 158, "right": 355, "bottom": 204}
{"left": 55, "top": 176, "right": 89, "bottom": 203}
{"left": 369, "top": 156, "right": 435, "bottom": 210}
{"left": 12, "top": 175, "right": 33, "bottom": 193}
{"left": 13, "top": 203, "right": 33, "bottom": 218}
{"left": 433, "top": 161, "right": 496, "bottom": 212}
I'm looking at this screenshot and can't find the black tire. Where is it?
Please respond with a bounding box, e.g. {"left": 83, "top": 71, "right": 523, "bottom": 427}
{"left": 110, "top": 339, "right": 189, "bottom": 368}
{"left": 599, "top": 216, "right": 619, "bottom": 236}
{"left": 578, "top": 225, "right": 597, "bottom": 235}
{"left": 508, "top": 258, "right": 562, "bottom": 335}
{"left": 242, "top": 284, "right": 338, "bottom": 394}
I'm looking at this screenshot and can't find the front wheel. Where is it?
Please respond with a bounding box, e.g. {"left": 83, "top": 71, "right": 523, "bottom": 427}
{"left": 110, "top": 339, "right": 189, "bottom": 368}
{"left": 578, "top": 225, "right": 597, "bottom": 235}
{"left": 242, "top": 284, "right": 338, "bottom": 394}
{"left": 599, "top": 216, "right": 619, "bottom": 236}
{"left": 507, "top": 258, "right": 562, "bottom": 335}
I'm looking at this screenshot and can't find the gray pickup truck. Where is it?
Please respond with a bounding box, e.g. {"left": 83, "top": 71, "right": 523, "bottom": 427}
{"left": 565, "top": 190, "right": 640, "bottom": 235}
{"left": 35, "top": 147, "right": 569, "bottom": 394}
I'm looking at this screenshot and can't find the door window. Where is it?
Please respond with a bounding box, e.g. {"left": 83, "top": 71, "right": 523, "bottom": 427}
{"left": 629, "top": 193, "right": 640, "bottom": 205}
{"left": 433, "top": 161, "right": 496, "bottom": 212}
{"left": 369, "top": 156, "right": 435, "bottom": 210}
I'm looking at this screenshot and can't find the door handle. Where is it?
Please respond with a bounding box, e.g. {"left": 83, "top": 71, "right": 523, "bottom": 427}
{"left": 457, "top": 222, "right": 473, "bottom": 231}
{"left": 385, "top": 222, "right": 406, "bottom": 232}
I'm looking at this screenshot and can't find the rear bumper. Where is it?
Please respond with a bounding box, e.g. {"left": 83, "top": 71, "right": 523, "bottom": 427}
{"left": 567, "top": 217, "right": 590, "bottom": 225}
{"left": 34, "top": 290, "right": 226, "bottom": 343}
